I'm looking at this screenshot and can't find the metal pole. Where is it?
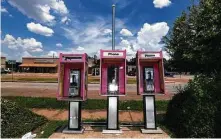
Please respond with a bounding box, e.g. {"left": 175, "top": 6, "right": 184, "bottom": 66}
{"left": 112, "top": 4, "right": 115, "bottom": 50}
{"left": 104, "top": 5, "right": 122, "bottom": 133}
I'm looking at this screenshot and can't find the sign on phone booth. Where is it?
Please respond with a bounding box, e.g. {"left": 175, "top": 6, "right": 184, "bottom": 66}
{"left": 57, "top": 53, "right": 88, "bottom": 133}
{"left": 100, "top": 49, "right": 126, "bottom": 133}
{"left": 136, "top": 51, "right": 164, "bottom": 133}
{"left": 100, "top": 50, "right": 126, "bottom": 96}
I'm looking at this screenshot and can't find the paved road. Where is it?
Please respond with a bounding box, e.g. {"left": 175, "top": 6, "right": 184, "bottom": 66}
{"left": 1, "top": 82, "right": 186, "bottom": 100}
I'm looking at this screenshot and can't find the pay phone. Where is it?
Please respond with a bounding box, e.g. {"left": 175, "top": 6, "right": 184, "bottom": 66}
{"left": 136, "top": 51, "right": 165, "bottom": 133}
{"left": 143, "top": 67, "right": 154, "bottom": 93}
{"left": 107, "top": 66, "right": 119, "bottom": 95}
{"left": 100, "top": 50, "right": 126, "bottom": 133}
{"left": 57, "top": 53, "right": 88, "bottom": 133}
{"left": 100, "top": 50, "right": 126, "bottom": 96}
{"left": 69, "top": 70, "right": 80, "bottom": 97}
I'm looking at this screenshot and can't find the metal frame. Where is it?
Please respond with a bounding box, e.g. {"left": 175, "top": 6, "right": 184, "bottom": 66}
{"left": 106, "top": 96, "right": 119, "bottom": 130}
{"left": 68, "top": 101, "right": 82, "bottom": 130}
{"left": 143, "top": 95, "right": 157, "bottom": 129}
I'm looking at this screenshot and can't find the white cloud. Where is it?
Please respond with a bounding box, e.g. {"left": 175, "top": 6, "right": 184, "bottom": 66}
{"left": 56, "top": 43, "right": 62, "bottom": 47}
{"left": 47, "top": 51, "right": 58, "bottom": 57}
{"left": 119, "top": 39, "right": 136, "bottom": 57}
{"left": 120, "top": 28, "right": 133, "bottom": 36}
{"left": 61, "top": 16, "right": 71, "bottom": 24}
{"left": 103, "top": 29, "right": 112, "bottom": 35}
{"left": 1, "top": 7, "right": 8, "bottom": 13}
{"left": 117, "top": 22, "right": 169, "bottom": 58}
{"left": 27, "top": 22, "right": 54, "bottom": 36}
{"left": 153, "top": 0, "right": 171, "bottom": 8}
{"left": 163, "top": 51, "right": 170, "bottom": 60}
{"left": 76, "top": 46, "right": 84, "bottom": 51}
{"left": 62, "top": 17, "right": 125, "bottom": 56}
{"left": 22, "top": 51, "right": 32, "bottom": 57}
{"left": 137, "top": 22, "right": 169, "bottom": 50}
{"left": 2, "top": 34, "right": 43, "bottom": 52}
{"left": 8, "top": 0, "right": 68, "bottom": 23}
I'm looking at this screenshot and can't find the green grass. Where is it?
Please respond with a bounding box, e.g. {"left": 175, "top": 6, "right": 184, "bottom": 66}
{"left": 3, "top": 96, "right": 169, "bottom": 111}
{"left": 36, "top": 120, "right": 66, "bottom": 138}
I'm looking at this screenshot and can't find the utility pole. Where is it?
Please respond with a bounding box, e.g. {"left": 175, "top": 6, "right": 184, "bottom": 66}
{"left": 112, "top": 4, "right": 115, "bottom": 50}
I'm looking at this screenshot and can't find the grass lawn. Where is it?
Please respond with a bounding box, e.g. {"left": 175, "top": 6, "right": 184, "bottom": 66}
{"left": 3, "top": 96, "right": 169, "bottom": 111}
{"left": 2, "top": 96, "right": 174, "bottom": 138}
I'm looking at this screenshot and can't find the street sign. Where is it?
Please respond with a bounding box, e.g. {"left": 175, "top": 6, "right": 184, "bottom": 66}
{"left": 8, "top": 60, "right": 16, "bottom": 64}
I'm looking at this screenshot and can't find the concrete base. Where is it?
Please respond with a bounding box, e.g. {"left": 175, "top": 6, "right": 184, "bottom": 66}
{"left": 140, "top": 127, "right": 163, "bottom": 134}
{"left": 102, "top": 129, "right": 123, "bottom": 134}
{"left": 62, "top": 126, "right": 85, "bottom": 134}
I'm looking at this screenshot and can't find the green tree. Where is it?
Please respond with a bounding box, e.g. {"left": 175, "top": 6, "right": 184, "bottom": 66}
{"left": 164, "top": 0, "right": 221, "bottom": 75}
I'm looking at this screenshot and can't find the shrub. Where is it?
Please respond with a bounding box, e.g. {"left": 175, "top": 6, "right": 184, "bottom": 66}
{"left": 165, "top": 74, "right": 221, "bottom": 137}
{"left": 1, "top": 99, "right": 47, "bottom": 138}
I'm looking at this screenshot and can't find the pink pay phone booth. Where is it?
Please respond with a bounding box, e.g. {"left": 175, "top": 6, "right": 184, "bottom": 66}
{"left": 136, "top": 51, "right": 165, "bottom": 133}
{"left": 100, "top": 49, "right": 126, "bottom": 132}
{"left": 136, "top": 51, "right": 165, "bottom": 95}
{"left": 57, "top": 53, "right": 88, "bottom": 101}
{"left": 57, "top": 53, "right": 88, "bottom": 133}
{"left": 100, "top": 50, "right": 126, "bottom": 96}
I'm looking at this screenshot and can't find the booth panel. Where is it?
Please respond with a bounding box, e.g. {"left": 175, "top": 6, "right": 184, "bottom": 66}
{"left": 153, "top": 63, "right": 160, "bottom": 93}
{"left": 58, "top": 63, "right": 64, "bottom": 97}
{"left": 159, "top": 61, "right": 165, "bottom": 93}
{"left": 83, "top": 63, "right": 88, "bottom": 100}
{"left": 119, "top": 63, "right": 125, "bottom": 95}
{"left": 101, "top": 64, "right": 108, "bottom": 95}
{"left": 139, "top": 66, "right": 144, "bottom": 94}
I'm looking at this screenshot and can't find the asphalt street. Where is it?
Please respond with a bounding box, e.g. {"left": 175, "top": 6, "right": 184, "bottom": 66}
{"left": 1, "top": 82, "right": 186, "bottom": 94}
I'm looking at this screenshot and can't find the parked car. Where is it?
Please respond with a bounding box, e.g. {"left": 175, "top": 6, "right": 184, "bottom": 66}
{"left": 128, "top": 70, "right": 136, "bottom": 76}
{"left": 92, "top": 69, "right": 100, "bottom": 76}
{"left": 165, "top": 72, "right": 174, "bottom": 77}
{"left": 1, "top": 68, "right": 11, "bottom": 74}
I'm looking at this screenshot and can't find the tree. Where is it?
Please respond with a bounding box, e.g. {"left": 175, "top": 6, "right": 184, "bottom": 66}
{"left": 164, "top": 0, "right": 221, "bottom": 75}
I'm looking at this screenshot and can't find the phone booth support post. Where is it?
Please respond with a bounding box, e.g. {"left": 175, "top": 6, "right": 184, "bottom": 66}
{"left": 136, "top": 51, "right": 165, "bottom": 133}
{"left": 57, "top": 53, "right": 88, "bottom": 133}
{"left": 100, "top": 49, "right": 126, "bottom": 133}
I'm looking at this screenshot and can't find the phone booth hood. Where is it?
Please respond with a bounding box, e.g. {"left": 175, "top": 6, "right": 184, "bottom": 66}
{"left": 57, "top": 53, "right": 88, "bottom": 101}
{"left": 100, "top": 49, "right": 127, "bottom": 96}
{"left": 136, "top": 51, "right": 165, "bottom": 95}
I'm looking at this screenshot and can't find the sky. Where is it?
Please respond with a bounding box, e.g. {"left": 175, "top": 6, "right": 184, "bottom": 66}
{"left": 1, "top": 0, "right": 192, "bottom": 61}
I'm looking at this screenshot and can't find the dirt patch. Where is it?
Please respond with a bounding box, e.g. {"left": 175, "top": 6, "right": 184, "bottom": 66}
{"left": 32, "top": 108, "right": 170, "bottom": 138}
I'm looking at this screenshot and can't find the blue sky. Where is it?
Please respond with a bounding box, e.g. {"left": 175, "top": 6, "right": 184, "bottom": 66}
{"left": 1, "top": 0, "right": 192, "bottom": 61}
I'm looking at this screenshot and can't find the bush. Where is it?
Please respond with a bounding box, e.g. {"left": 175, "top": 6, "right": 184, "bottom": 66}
{"left": 1, "top": 99, "right": 47, "bottom": 138}
{"left": 165, "top": 74, "right": 221, "bottom": 137}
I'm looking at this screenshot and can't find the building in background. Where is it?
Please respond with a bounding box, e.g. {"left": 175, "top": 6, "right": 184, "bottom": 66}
{"left": 19, "top": 57, "right": 59, "bottom": 73}
{"left": 1, "top": 57, "right": 6, "bottom": 69}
